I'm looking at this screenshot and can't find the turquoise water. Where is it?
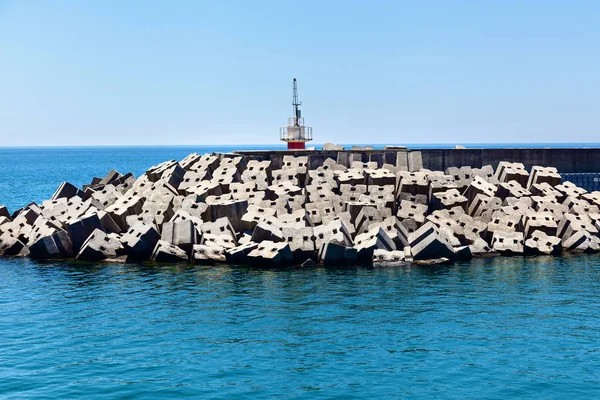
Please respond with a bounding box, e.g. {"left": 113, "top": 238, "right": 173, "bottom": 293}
{"left": 1, "top": 146, "right": 600, "bottom": 398}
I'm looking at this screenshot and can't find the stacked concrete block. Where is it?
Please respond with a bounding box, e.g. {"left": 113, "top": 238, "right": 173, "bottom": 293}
{"left": 523, "top": 211, "right": 558, "bottom": 238}
{"left": 496, "top": 162, "right": 529, "bottom": 187}
{"left": 397, "top": 200, "right": 427, "bottom": 226}
{"left": 313, "top": 219, "right": 353, "bottom": 251}
{"left": 241, "top": 160, "right": 271, "bottom": 190}
{"left": 271, "top": 169, "right": 299, "bottom": 186}
{"left": 431, "top": 189, "right": 468, "bottom": 211}
{"left": 241, "top": 206, "right": 277, "bottom": 231}
{"left": 77, "top": 229, "right": 124, "bottom": 262}
{"left": 67, "top": 213, "right": 105, "bottom": 252}
{"left": 486, "top": 213, "right": 523, "bottom": 242}
{"left": 582, "top": 192, "right": 600, "bottom": 208}
{"left": 179, "top": 171, "right": 211, "bottom": 195}
{"left": 445, "top": 166, "right": 474, "bottom": 191}
{"left": 29, "top": 230, "right": 74, "bottom": 259}
{"left": 105, "top": 195, "right": 145, "bottom": 231}
{"left": 491, "top": 231, "right": 524, "bottom": 255}
{"left": 192, "top": 244, "right": 226, "bottom": 264}
{"left": 334, "top": 169, "right": 366, "bottom": 186}
{"left": 365, "top": 169, "right": 396, "bottom": 186}
{"left": 89, "top": 185, "right": 122, "bottom": 210}
{"left": 225, "top": 242, "right": 259, "bottom": 264}
{"left": 247, "top": 241, "right": 293, "bottom": 266}
{"left": 161, "top": 219, "right": 200, "bottom": 253}
{"left": 208, "top": 198, "right": 248, "bottom": 233}
{"left": 556, "top": 214, "right": 598, "bottom": 239}
{"left": 408, "top": 222, "right": 455, "bottom": 260}
{"left": 397, "top": 171, "right": 429, "bottom": 197}
{"left": 407, "top": 151, "right": 423, "bottom": 172}
{"left": 251, "top": 216, "right": 284, "bottom": 243}
{"left": 529, "top": 182, "right": 562, "bottom": 199}
{"left": 354, "top": 227, "right": 396, "bottom": 261}
{"left": 267, "top": 181, "right": 302, "bottom": 200}
{"left": 524, "top": 230, "right": 561, "bottom": 255}
{"left": 527, "top": 166, "right": 561, "bottom": 189}
{"left": 372, "top": 249, "right": 405, "bottom": 267}
{"left": 318, "top": 242, "right": 358, "bottom": 266}
{"left": 562, "top": 230, "right": 600, "bottom": 253}
{"left": 121, "top": 223, "right": 161, "bottom": 261}
{"left": 281, "top": 226, "right": 315, "bottom": 259}
{"left": 202, "top": 233, "right": 237, "bottom": 250}
{"left": 463, "top": 176, "right": 497, "bottom": 205}
{"left": 496, "top": 181, "right": 532, "bottom": 200}
{"left": 51, "top": 182, "right": 84, "bottom": 201}
{"left": 472, "top": 165, "right": 498, "bottom": 185}
{"left": 428, "top": 175, "right": 458, "bottom": 203}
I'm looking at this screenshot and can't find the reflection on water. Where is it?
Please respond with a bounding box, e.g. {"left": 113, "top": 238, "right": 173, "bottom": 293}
{"left": 1, "top": 255, "right": 600, "bottom": 399}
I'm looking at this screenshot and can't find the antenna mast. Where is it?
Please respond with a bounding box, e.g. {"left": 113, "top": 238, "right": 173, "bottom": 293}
{"left": 293, "top": 78, "right": 301, "bottom": 125}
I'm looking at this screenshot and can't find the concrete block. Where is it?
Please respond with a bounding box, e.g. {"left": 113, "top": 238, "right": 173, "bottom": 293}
{"left": 208, "top": 198, "right": 248, "bottom": 232}
{"left": 151, "top": 240, "right": 189, "bottom": 263}
{"left": 281, "top": 226, "right": 315, "bottom": 256}
{"left": 351, "top": 161, "right": 378, "bottom": 170}
{"left": 247, "top": 241, "right": 293, "bottom": 266}
{"left": 354, "top": 227, "right": 396, "bottom": 261}
{"left": 267, "top": 181, "right": 303, "bottom": 200}
{"left": 496, "top": 181, "right": 531, "bottom": 200}
{"left": 472, "top": 165, "right": 498, "bottom": 185}
{"left": 77, "top": 229, "right": 124, "bottom": 262}
{"left": 334, "top": 169, "right": 366, "bottom": 186}
{"left": 121, "top": 223, "right": 161, "bottom": 261}
{"left": 527, "top": 166, "right": 561, "bottom": 189}
{"left": 323, "top": 142, "right": 344, "bottom": 151}
{"left": 397, "top": 171, "right": 428, "bottom": 196}
{"left": 105, "top": 195, "right": 145, "bottom": 231}
{"left": 408, "top": 222, "right": 455, "bottom": 260}
{"left": 557, "top": 214, "right": 598, "bottom": 239}
{"left": 161, "top": 219, "right": 200, "bottom": 253}
{"left": 397, "top": 200, "right": 427, "bottom": 225}
{"left": 179, "top": 170, "right": 210, "bottom": 195}
{"left": 89, "top": 185, "right": 122, "bottom": 210}
{"left": 251, "top": 218, "right": 284, "bottom": 243}
{"left": 431, "top": 189, "right": 468, "bottom": 211}
{"left": 318, "top": 242, "right": 358, "bottom": 266}
{"left": 29, "top": 230, "right": 74, "bottom": 259}
{"left": 524, "top": 230, "right": 561, "bottom": 255}
{"left": 454, "top": 214, "right": 487, "bottom": 244}
{"left": 51, "top": 182, "right": 84, "bottom": 201}
{"left": 241, "top": 206, "right": 277, "bottom": 231}
{"left": 178, "top": 197, "right": 209, "bottom": 221}
{"left": 139, "top": 199, "right": 174, "bottom": 230}
{"left": 491, "top": 231, "right": 524, "bottom": 255}
{"left": 463, "top": 176, "right": 497, "bottom": 205}
{"left": 279, "top": 209, "right": 309, "bottom": 228}
{"left": 67, "top": 213, "right": 105, "bottom": 252}
{"left": 225, "top": 242, "right": 259, "bottom": 264}
{"left": 201, "top": 217, "right": 236, "bottom": 240}
{"left": 562, "top": 230, "right": 600, "bottom": 253}
{"left": 529, "top": 182, "right": 562, "bottom": 199}
{"left": 372, "top": 249, "right": 405, "bottom": 267}
{"left": 554, "top": 181, "right": 587, "bottom": 198}
{"left": 523, "top": 211, "right": 557, "bottom": 238}
{"left": 496, "top": 162, "right": 530, "bottom": 186}
{"left": 192, "top": 244, "right": 226, "bottom": 264}
{"left": 0, "top": 234, "right": 28, "bottom": 256}
{"left": 313, "top": 219, "right": 353, "bottom": 251}
{"left": 408, "top": 151, "right": 423, "bottom": 172}
{"left": 582, "top": 192, "right": 600, "bottom": 209}
{"left": 0, "top": 205, "right": 10, "bottom": 220}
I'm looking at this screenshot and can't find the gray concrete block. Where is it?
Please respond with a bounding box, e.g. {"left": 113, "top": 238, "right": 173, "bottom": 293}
{"left": 463, "top": 176, "right": 497, "bottom": 205}
{"left": 67, "top": 213, "right": 105, "bottom": 252}
{"left": 496, "top": 181, "right": 531, "bottom": 200}
{"left": 151, "top": 240, "right": 189, "bottom": 263}
{"left": 524, "top": 230, "right": 561, "bottom": 255}
{"left": 0, "top": 233, "right": 28, "bottom": 256}
{"left": 161, "top": 219, "right": 200, "bottom": 253}
{"left": 51, "top": 182, "right": 84, "bottom": 201}
{"left": 408, "top": 222, "right": 455, "bottom": 260}
{"left": 408, "top": 151, "right": 423, "bottom": 172}
{"left": 225, "top": 242, "right": 259, "bottom": 264}
{"left": 105, "top": 195, "right": 145, "bottom": 231}
{"left": 522, "top": 211, "right": 557, "bottom": 239}
{"left": 121, "top": 223, "right": 161, "bottom": 261}
{"left": 372, "top": 249, "right": 405, "bottom": 267}
{"left": 496, "top": 162, "right": 529, "bottom": 187}
{"left": 192, "top": 244, "right": 226, "bottom": 264}
{"left": 527, "top": 166, "right": 561, "bottom": 189}
{"left": 491, "top": 231, "right": 524, "bottom": 255}
{"left": 562, "top": 230, "right": 600, "bottom": 253}
{"left": 557, "top": 214, "right": 598, "bottom": 239}
{"left": 247, "top": 241, "right": 293, "bottom": 266}
{"left": 354, "top": 227, "right": 396, "bottom": 262}
{"left": 318, "top": 242, "right": 358, "bottom": 266}
{"left": 29, "top": 230, "right": 74, "bottom": 259}
{"left": 313, "top": 219, "right": 353, "bottom": 251}
{"left": 431, "top": 189, "right": 468, "bottom": 211}
{"left": 77, "top": 229, "right": 124, "bottom": 262}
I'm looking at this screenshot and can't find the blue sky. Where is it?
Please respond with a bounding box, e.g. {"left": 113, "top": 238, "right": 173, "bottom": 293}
{"left": 0, "top": 1, "right": 599, "bottom": 146}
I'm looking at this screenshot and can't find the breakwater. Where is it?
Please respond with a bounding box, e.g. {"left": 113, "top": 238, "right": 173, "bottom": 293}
{"left": 0, "top": 146, "right": 599, "bottom": 266}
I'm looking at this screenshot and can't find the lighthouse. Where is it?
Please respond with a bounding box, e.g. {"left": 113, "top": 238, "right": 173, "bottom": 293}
{"left": 280, "top": 78, "right": 313, "bottom": 150}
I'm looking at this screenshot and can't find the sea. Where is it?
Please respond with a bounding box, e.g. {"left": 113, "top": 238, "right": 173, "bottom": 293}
{"left": 1, "top": 144, "right": 600, "bottom": 399}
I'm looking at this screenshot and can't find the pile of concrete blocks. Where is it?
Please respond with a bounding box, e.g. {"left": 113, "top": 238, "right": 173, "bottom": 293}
{"left": 2, "top": 150, "right": 600, "bottom": 267}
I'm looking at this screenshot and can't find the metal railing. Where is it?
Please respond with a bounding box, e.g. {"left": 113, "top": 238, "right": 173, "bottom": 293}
{"left": 280, "top": 126, "right": 312, "bottom": 141}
